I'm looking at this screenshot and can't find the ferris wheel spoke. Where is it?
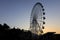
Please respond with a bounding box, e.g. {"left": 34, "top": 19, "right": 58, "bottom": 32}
{"left": 30, "top": 2, "right": 46, "bottom": 35}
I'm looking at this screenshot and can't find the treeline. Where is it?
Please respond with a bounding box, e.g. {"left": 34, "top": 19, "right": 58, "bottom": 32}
{"left": 0, "top": 23, "right": 60, "bottom": 40}
{"left": 0, "top": 23, "right": 33, "bottom": 40}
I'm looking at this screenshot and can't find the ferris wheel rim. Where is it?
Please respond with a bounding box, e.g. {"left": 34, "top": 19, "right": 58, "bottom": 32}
{"left": 30, "top": 2, "right": 45, "bottom": 35}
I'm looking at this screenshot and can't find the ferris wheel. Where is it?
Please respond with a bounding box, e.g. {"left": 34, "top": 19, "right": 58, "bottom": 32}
{"left": 30, "top": 2, "right": 46, "bottom": 35}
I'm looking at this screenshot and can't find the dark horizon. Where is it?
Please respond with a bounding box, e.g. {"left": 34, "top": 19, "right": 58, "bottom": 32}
{"left": 0, "top": 23, "right": 60, "bottom": 40}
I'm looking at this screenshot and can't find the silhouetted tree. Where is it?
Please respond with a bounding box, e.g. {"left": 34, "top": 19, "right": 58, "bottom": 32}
{"left": 3, "top": 23, "right": 10, "bottom": 29}
{"left": 0, "top": 24, "right": 3, "bottom": 29}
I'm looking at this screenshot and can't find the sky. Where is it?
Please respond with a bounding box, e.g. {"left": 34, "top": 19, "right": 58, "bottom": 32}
{"left": 0, "top": 0, "right": 60, "bottom": 34}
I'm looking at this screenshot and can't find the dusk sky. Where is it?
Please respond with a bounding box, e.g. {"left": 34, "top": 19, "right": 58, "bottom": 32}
{"left": 0, "top": 0, "right": 60, "bottom": 33}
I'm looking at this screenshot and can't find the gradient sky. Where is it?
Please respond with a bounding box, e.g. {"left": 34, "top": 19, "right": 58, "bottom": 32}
{"left": 0, "top": 0, "right": 60, "bottom": 33}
